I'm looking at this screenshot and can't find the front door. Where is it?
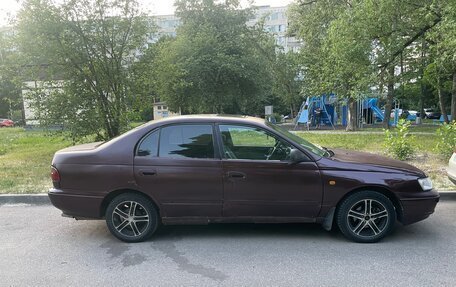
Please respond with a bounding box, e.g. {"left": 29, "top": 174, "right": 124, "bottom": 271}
{"left": 134, "top": 124, "right": 223, "bottom": 218}
{"left": 218, "top": 124, "right": 322, "bottom": 218}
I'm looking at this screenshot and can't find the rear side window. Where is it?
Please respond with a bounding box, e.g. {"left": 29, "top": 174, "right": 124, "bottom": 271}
{"left": 159, "top": 124, "right": 214, "bottom": 159}
{"left": 137, "top": 130, "right": 159, "bottom": 157}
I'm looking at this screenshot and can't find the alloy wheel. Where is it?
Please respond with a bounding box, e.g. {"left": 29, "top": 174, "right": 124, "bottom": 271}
{"left": 111, "top": 201, "right": 150, "bottom": 238}
{"left": 346, "top": 199, "right": 389, "bottom": 238}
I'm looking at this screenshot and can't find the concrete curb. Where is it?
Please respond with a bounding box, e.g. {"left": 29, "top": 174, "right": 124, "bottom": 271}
{"left": 0, "top": 194, "right": 50, "bottom": 205}
{"left": 439, "top": 192, "right": 456, "bottom": 201}
{"left": 0, "top": 191, "right": 455, "bottom": 206}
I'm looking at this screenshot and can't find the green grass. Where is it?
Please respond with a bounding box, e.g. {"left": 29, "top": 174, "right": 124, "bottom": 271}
{"left": 356, "top": 123, "right": 441, "bottom": 133}
{"left": 0, "top": 128, "right": 72, "bottom": 194}
{"left": 296, "top": 132, "right": 437, "bottom": 153}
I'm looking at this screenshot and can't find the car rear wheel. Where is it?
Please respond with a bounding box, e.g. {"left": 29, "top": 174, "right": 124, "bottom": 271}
{"left": 337, "top": 191, "right": 396, "bottom": 243}
{"left": 106, "top": 193, "right": 158, "bottom": 243}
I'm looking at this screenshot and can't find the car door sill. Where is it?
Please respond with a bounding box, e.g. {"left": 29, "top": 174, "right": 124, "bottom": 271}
{"left": 162, "top": 216, "right": 317, "bottom": 225}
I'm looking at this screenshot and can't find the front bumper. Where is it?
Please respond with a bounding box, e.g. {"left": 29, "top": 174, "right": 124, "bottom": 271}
{"left": 48, "top": 188, "right": 104, "bottom": 219}
{"left": 397, "top": 189, "right": 440, "bottom": 225}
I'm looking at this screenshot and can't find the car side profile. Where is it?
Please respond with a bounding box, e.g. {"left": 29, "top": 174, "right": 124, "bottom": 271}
{"left": 49, "top": 115, "right": 439, "bottom": 243}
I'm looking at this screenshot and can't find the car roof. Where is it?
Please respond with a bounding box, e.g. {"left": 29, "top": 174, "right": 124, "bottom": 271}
{"left": 148, "top": 114, "right": 267, "bottom": 126}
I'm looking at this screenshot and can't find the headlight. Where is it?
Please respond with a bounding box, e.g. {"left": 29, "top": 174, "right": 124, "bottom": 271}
{"left": 418, "top": 177, "right": 433, "bottom": 191}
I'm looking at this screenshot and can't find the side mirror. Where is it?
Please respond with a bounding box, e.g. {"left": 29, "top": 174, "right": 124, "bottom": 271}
{"left": 289, "top": 148, "right": 308, "bottom": 164}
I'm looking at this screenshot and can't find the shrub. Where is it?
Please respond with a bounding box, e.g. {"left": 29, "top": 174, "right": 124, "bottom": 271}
{"left": 384, "top": 119, "right": 414, "bottom": 160}
{"left": 435, "top": 121, "right": 456, "bottom": 159}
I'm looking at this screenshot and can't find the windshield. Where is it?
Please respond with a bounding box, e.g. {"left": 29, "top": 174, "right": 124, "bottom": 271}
{"left": 267, "top": 122, "right": 329, "bottom": 158}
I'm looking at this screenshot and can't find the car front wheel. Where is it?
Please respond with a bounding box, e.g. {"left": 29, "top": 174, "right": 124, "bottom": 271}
{"left": 106, "top": 193, "right": 159, "bottom": 242}
{"left": 337, "top": 191, "right": 396, "bottom": 243}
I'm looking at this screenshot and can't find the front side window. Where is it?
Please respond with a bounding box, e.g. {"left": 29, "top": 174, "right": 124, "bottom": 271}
{"left": 219, "top": 125, "right": 293, "bottom": 161}
{"left": 159, "top": 124, "right": 214, "bottom": 159}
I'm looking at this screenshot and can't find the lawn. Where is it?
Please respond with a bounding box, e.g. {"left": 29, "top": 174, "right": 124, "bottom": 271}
{"left": 0, "top": 128, "right": 72, "bottom": 194}
{"left": 0, "top": 125, "right": 453, "bottom": 194}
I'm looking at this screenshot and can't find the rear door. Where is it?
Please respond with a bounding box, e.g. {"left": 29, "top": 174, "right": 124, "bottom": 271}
{"left": 134, "top": 124, "right": 223, "bottom": 218}
{"left": 218, "top": 124, "right": 323, "bottom": 218}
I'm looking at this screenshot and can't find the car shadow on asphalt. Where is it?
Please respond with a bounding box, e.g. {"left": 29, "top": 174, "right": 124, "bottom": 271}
{"left": 73, "top": 219, "right": 439, "bottom": 244}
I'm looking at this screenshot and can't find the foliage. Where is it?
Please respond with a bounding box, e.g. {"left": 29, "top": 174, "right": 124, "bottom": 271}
{"left": 16, "top": 0, "right": 153, "bottom": 139}
{"left": 154, "top": 0, "right": 276, "bottom": 115}
{"left": 435, "top": 121, "right": 456, "bottom": 159}
{"left": 288, "top": 1, "right": 375, "bottom": 130}
{"left": 0, "top": 30, "right": 22, "bottom": 120}
{"left": 384, "top": 119, "right": 414, "bottom": 160}
{"left": 288, "top": 0, "right": 452, "bottom": 129}
{"left": 271, "top": 51, "right": 303, "bottom": 117}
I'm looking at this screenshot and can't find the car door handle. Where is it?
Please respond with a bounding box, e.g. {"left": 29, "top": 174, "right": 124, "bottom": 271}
{"left": 227, "top": 171, "right": 246, "bottom": 179}
{"left": 139, "top": 170, "right": 157, "bottom": 176}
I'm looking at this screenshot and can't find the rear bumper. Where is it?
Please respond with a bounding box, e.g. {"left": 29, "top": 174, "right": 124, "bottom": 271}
{"left": 398, "top": 190, "right": 440, "bottom": 225}
{"left": 48, "top": 188, "right": 104, "bottom": 219}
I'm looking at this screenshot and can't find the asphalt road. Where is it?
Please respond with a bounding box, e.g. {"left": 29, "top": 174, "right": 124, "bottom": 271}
{"left": 1, "top": 201, "right": 455, "bottom": 286}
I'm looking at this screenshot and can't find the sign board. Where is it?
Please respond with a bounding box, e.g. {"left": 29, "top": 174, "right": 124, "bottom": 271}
{"left": 265, "top": 105, "right": 273, "bottom": 116}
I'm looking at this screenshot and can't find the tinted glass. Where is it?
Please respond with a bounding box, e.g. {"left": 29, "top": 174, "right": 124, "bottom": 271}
{"left": 159, "top": 125, "right": 214, "bottom": 159}
{"left": 219, "top": 125, "right": 293, "bottom": 161}
{"left": 137, "top": 130, "right": 159, "bottom": 157}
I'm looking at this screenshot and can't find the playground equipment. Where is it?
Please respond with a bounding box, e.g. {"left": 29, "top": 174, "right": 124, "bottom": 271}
{"left": 295, "top": 95, "right": 401, "bottom": 129}
{"left": 295, "top": 95, "right": 336, "bottom": 130}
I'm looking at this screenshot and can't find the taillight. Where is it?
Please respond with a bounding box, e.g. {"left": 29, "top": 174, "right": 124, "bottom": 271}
{"left": 51, "top": 166, "right": 60, "bottom": 182}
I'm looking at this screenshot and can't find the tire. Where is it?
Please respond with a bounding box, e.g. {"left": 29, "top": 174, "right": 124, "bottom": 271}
{"left": 337, "top": 191, "right": 396, "bottom": 243}
{"left": 106, "top": 193, "right": 159, "bottom": 243}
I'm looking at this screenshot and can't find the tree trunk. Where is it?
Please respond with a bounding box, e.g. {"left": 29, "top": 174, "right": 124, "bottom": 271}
{"left": 438, "top": 76, "right": 449, "bottom": 123}
{"left": 419, "top": 39, "right": 426, "bottom": 119}
{"left": 419, "top": 79, "right": 425, "bottom": 119}
{"left": 346, "top": 97, "right": 357, "bottom": 131}
{"left": 382, "top": 66, "right": 395, "bottom": 129}
{"left": 451, "top": 71, "right": 456, "bottom": 121}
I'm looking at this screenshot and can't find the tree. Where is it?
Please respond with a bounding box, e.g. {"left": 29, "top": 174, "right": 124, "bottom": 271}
{"left": 272, "top": 51, "right": 303, "bottom": 117}
{"left": 289, "top": 0, "right": 448, "bottom": 129}
{"left": 0, "top": 29, "right": 22, "bottom": 121}
{"left": 289, "top": 1, "right": 373, "bottom": 131}
{"left": 16, "top": 0, "right": 152, "bottom": 139}
{"left": 154, "top": 0, "right": 275, "bottom": 115}
{"left": 426, "top": 1, "right": 456, "bottom": 121}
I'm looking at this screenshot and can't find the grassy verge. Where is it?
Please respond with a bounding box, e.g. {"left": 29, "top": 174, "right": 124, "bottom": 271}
{"left": 0, "top": 128, "right": 72, "bottom": 194}
{"left": 0, "top": 126, "right": 452, "bottom": 194}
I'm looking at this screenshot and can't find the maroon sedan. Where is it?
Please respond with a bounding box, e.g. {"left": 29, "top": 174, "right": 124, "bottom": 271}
{"left": 49, "top": 115, "right": 439, "bottom": 243}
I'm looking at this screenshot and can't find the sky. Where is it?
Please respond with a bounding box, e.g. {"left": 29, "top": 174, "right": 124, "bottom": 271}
{"left": 0, "top": 0, "right": 294, "bottom": 26}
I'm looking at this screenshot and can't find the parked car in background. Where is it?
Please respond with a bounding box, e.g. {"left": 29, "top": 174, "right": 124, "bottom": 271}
{"left": 447, "top": 152, "right": 456, "bottom": 185}
{"left": 49, "top": 115, "right": 439, "bottom": 243}
{"left": 0, "top": 119, "right": 14, "bottom": 127}
{"left": 421, "top": 108, "right": 441, "bottom": 119}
